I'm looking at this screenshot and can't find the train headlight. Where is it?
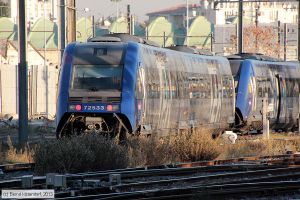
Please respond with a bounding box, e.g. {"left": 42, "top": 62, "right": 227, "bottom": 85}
{"left": 107, "top": 104, "right": 119, "bottom": 111}
{"left": 112, "top": 105, "right": 119, "bottom": 111}
{"left": 69, "top": 105, "right": 75, "bottom": 110}
{"left": 107, "top": 105, "right": 113, "bottom": 111}
{"left": 75, "top": 104, "right": 82, "bottom": 111}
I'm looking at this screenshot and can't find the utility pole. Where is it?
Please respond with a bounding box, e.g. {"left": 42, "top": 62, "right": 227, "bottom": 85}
{"left": 277, "top": 20, "right": 281, "bottom": 59}
{"left": 127, "top": 4, "right": 131, "bottom": 34}
{"left": 298, "top": 0, "right": 300, "bottom": 61}
{"left": 18, "top": 0, "right": 28, "bottom": 146}
{"left": 255, "top": 6, "right": 259, "bottom": 27}
{"left": 284, "top": 23, "right": 287, "bottom": 61}
{"left": 131, "top": 15, "right": 134, "bottom": 35}
{"left": 59, "top": 0, "right": 66, "bottom": 61}
{"left": 238, "top": 0, "right": 243, "bottom": 54}
{"left": 255, "top": 5, "right": 260, "bottom": 51}
{"left": 186, "top": 0, "right": 189, "bottom": 46}
{"left": 43, "top": 0, "right": 49, "bottom": 120}
{"left": 66, "top": 0, "right": 76, "bottom": 44}
{"left": 211, "top": 32, "right": 214, "bottom": 52}
{"left": 92, "top": 15, "right": 95, "bottom": 38}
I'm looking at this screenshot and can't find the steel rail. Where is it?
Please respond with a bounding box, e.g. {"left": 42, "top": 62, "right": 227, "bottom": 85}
{"left": 0, "top": 163, "right": 35, "bottom": 173}
{"left": 113, "top": 166, "right": 300, "bottom": 192}
{"left": 54, "top": 166, "right": 300, "bottom": 199}
{"left": 66, "top": 164, "right": 281, "bottom": 182}
{"left": 178, "top": 153, "right": 300, "bottom": 167}
{"left": 1, "top": 153, "right": 300, "bottom": 189}
{"left": 55, "top": 180, "right": 300, "bottom": 200}
{"left": 0, "top": 163, "right": 278, "bottom": 189}
{"left": 209, "top": 171, "right": 300, "bottom": 185}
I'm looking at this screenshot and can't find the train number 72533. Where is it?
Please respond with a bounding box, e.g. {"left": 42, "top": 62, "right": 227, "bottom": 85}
{"left": 83, "top": 105, "right": 105, "bottom": 111}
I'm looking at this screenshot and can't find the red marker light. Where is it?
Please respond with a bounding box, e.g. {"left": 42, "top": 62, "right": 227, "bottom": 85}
{"left": 107, "top": 105, "right": 113, "bottom": 111}
{"left": 75, "top": 105, "right": 82, "bottom": 111}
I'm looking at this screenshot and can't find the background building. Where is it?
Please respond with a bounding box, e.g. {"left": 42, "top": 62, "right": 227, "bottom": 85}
{"left": 7, "top": 0, "right": 58, "bottom": 25}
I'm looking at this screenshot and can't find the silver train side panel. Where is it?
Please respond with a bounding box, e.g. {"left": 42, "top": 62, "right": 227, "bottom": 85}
{"left": 136, "top": 44, "right": 235, "bottom": 134}
{"left": 248, "top": 60, "right": 300, "bottom": 130}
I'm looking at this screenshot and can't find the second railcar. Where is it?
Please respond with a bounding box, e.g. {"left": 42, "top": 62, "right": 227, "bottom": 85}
{"left": 56, "top": 37, "right": 235, "bottom": 138}
{"left": 234, "top": 58, "right": 300, "bottom": 131}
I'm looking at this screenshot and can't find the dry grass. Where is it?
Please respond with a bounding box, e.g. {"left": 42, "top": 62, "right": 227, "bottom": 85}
{"left": 0, "top": 140, "right": 4, "bottom": 164}
{"left": 170, "top": 129, "right": 221, "bottom": 162}
{"left": 33, "top": 129, "right": 222, "bottom": 174}
{"left": 34, "top": 134, "right": 128, "bottom": 175}
{"left": 5, "top": 136, "right": 34, "bottom": 163}
{"left": 220, "top": 138, "right": 294, "bottom": 159}
{"left": 126, "top": 129, "right": 221, "bottom": 167}
{"left": 126, "top": 135, "right": 178, "bottom": 167}
{"left": 24, "top": 129, "right": 300, "bottom": 175}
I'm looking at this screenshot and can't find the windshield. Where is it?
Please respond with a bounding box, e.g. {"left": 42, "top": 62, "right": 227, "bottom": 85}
{"left": 71, "top": 65, "right": 123, "bottom": 91}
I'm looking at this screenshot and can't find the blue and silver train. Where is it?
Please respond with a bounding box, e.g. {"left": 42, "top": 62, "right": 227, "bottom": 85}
{"left": 229, "top": 54, "right": 300, "bottom": 132}
{"left": 56, "top": 34, "right": 300, "bottom": 138}
{"left": 56, "top": 35, "right": 235, "bottom": 138}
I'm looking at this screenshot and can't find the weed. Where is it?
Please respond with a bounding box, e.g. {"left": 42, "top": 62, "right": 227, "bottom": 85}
{"left": 222, "top": 139, "right": 290, "bottom": 159}
{"left": 126, "top": 129, "right": 221, "bottom": 166}
{"left": 126, "top": 135, "right": 178, "bottom": 167}
{"left": 5, "top": 136, "right": 34, "bottom": 163}
{"left": 170, "top": 129, "right": 221, "bottom": 162}
{"left": 34, "top": 134, "right": 128, "bottom": 175}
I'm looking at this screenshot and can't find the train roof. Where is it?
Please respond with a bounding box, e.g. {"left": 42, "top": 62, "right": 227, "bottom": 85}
{"left": 135, "top": 42, "right": 232, "bottom": 76}
{"left": 227, "top": 53, "right": 281, "bottom": 62}
{"left": 165, "top": 45, "right": 213, "bottom": 56}
{"left": 88, "top": 33, "right": 159, "bottom": 47}
{"left": 227, "top": 53, "right": 286, "bottom": 77}
{"left": 247, "top": 58, "right": 300, "bottom": 68}
{"left": 244, "top": 59, "right": 300, "bottom": 78}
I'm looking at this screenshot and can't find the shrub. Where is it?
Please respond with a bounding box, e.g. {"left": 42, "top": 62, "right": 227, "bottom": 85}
{"left": 223, "top": 139, "right": 289, "bottom": 159}
{"left": 0, "top": 140, "right": 4, "bottom": 164}
{"left": 170, "top": 129, "right": 221, "bottom": 162}
{"left": 34, "top": 134, "right": 128, "bottom": 175}
{"left": 126, "top": 135, "right": 178, "bottom": 167}
{"left": 126, "top": 129, "right": 221, "bottom": 166}
{"left": 5, "top": 136, "right": 34, "bottom": 163}
{"left": 288, "top": 138, "right": 300, "bottom": 152}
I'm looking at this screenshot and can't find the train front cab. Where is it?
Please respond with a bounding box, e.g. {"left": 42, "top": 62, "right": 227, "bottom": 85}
{"left": 236, "top": 59, "right": 300, "bottom": 132}
{"left": 56, "top": 41, "right": 139, "bottom": 138}
{"left": 235, "top": 60, "right": 255, "bottom": 129}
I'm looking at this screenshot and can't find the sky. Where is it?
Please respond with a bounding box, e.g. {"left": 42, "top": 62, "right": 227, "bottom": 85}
{"left": 77, "top": 0, "right": 200, "bottom": 22}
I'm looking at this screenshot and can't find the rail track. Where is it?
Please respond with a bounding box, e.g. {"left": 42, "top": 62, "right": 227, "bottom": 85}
{"left": 0, "top": 163, "right": 35, "bottom": 173}
{"left": 1, "top": 153, "right": 300, "bottom": 199}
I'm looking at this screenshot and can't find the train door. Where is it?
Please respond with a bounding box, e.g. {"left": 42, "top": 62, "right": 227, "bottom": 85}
{"left": 220, "top": 75, "right": 235, "bottom": 124}
{"left": 136, "top": 66, "right": 146, "bottom": 126}
{"left": 275, "top": 74, "right": 287, "bottom": 124}
{"left": 157, "top": 67, "right": 171, "bottom": 129}
{"left": 285, "top": 78, "right": 299, "bottom": 125}
{"left": 210, "top": 74, "right": 222, "bottom": 124}
{"left": 269, "top": 71, "right": 279, "bottom": 121}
